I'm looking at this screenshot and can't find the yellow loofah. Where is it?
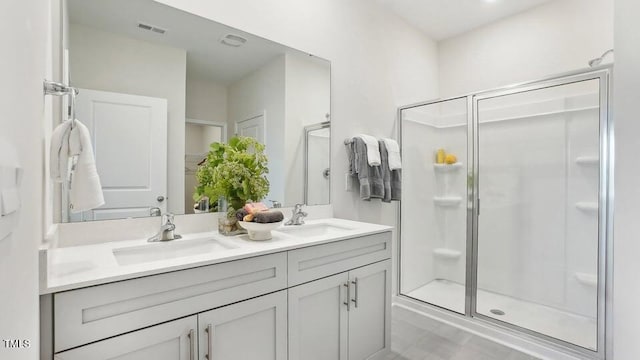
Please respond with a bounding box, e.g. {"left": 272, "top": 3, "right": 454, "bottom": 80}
{"left": 445, "top": 154, "right": 457, "bottom": 164}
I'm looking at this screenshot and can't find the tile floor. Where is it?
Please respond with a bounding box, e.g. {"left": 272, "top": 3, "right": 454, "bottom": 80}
{"left": 385, "top": 306, "right": 540, "bottom": 360}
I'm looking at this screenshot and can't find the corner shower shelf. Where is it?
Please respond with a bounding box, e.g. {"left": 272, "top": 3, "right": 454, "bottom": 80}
{"left": 433, "top": 162, "right": 463, "bottom": 172}
{"left": 575, "top": 156, "right": 599, "bottom": 166}
{"left": 433, "top": 196, "right": 462, "bottom": 207}
{"left": 575, "top": 202, "right": 598, "bottom": 212}
{"left": 575, "top": 272, "right": 598, "bottom": 287}
{"left": 433, "top": 248, "right": 462, "bottom": 260}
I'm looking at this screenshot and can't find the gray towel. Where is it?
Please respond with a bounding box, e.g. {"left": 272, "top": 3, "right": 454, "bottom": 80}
{"left": 390, "top": 168, "right": 401, "bottom": 201}
{"left": 379, "top": 140, "right": 392, "bottom": 202}
{"left": 352, "top": 137, "right": 384, "bottom": 200}
{"left": 379, "top": 140, "right": 402, "bottom": 202}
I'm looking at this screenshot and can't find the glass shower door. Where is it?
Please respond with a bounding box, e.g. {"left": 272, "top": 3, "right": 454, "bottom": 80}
{"left": 474, "top": 77, "right": 604, "bottom": 351}
{"left": 400, "top": 97, "right": 469, "bottom": 314}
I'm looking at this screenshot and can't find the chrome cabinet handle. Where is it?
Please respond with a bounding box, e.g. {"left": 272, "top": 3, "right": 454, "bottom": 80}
{"left": 205, "top": 324, "right": 213, "bottom": 360}
{"left": 343, "top": 282, "right": 351, "bottom": 311}
{"left": 351, "top": 278, "right": 359, "bottom": 308}
{"left": 188, "top": 329, "right": 195, "bottom": 360}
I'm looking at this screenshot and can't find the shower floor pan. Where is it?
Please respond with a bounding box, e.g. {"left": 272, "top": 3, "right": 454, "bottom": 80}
{"left": 406, "top": 279, "right": 596, "bottom": 350}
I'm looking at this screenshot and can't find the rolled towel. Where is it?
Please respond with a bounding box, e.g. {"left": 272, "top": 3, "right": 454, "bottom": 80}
{"left": 382, "top": 138, "right": 401, "bottom": 170}
{"left": 244, "top": 202, "right": 268, "bottom": 214}
{"left": 356, "top": 134, "right": 381, "bottom": 166}
{"left": 235, "top": 208, "right": 248, "bottom": 221}
{"left": 253, "top": 210, "right": 284, "bottom": 224}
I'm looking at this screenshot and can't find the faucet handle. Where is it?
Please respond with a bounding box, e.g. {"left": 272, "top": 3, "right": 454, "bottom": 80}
{"left": 270, "top": 200, "right": 282, "bottom": 208}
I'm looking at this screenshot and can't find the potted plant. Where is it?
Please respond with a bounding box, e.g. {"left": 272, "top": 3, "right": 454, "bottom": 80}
{"left": 193, "top": 136, "right": 270, "bottom": 235}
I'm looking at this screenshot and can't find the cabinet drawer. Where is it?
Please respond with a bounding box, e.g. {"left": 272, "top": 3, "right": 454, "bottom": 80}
{"left": 287, "top": 231, "right": 391, "bottom": 286}
{"left": 54, "top": 252, "right": 287, "bottom": 352}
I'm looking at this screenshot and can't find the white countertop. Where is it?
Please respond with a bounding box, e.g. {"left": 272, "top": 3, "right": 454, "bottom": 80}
{"left": 42, "top": 218, "right": 392, "bottom": 294}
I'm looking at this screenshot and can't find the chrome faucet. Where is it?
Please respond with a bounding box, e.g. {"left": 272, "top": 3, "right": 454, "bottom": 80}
{"left": 148, "top": 213, "right": 182, "bottom": 242}
{"left": 285, "top": 204, "right": 308, "bottom": 226}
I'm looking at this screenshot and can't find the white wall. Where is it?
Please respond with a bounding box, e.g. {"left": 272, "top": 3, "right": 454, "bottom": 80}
{"left": 438, "top": 0, "right": 614, "bottom": 97}
{"left": 186, "top": 75, "right": 228, "bottom": 123}
{"left": 612, "top": 0, "right": 640, "bottom": 358}
{"left": 68, "top": 23, "right": 187, "bottom": 214}
{"left": 0, "top": 0, "right": 48, "bottom": 358}
{"left": 284, "top": 52, "right": 330, "bottom": 205}
{"left": 227, "top": 55, "right": 287, "bottom": 204}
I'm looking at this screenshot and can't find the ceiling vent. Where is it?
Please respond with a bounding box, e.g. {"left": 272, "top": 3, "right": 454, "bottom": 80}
{"left": 220, "top": 34, "right": 247, "bottom": 47}
{"left": 137, "top": 22, "right": 167, "bottom": 35}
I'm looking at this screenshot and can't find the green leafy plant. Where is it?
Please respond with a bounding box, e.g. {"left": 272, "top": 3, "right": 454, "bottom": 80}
{"left": 193, "top": 136, "right": 270, "bottom": 217}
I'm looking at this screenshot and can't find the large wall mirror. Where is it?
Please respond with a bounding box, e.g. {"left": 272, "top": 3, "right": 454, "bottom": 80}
{"left": 57, "top": 0, "right": 331, "bottom": 222}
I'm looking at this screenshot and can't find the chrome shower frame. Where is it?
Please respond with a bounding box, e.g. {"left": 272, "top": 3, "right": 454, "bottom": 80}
{"left": 303, "top": 121, "right": 331, "bottom": 205}
{"left": 396, "top": 65, "right": 613, "bottom": 360}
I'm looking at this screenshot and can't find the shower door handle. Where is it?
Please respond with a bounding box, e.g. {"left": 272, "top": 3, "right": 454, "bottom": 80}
{"left": 477, "top": 198, "right": 480, "bottom": 216}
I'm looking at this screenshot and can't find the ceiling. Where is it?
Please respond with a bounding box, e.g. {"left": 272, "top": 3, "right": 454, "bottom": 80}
{"left": 375, "top": 0, "right": 557, "bottom": 41}
{"left": 68, "top": 0, "right": 326, "bottom": 84}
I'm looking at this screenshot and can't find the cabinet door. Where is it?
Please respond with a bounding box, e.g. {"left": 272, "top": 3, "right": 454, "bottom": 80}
{"left": 198, "top": 290, "right": 287, "bottom": 360}
{"left": 348, "top": 260, "right": 391, "bottom": 360}
{"left": 54, "top": 316, "right": 197, "bottom": 360}
{"left": 288, "top": 272, "right": 349, "bottom": 360}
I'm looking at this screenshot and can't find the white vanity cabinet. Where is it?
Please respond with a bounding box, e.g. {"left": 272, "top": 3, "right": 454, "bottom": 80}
{"left": 288, "top": 260, "right": 391, "bottom": 360}
{"left": 43, "top": 229, "right": 393, "bottom": 360}
{"left": 54, "top": 315, "right": 198, "bottom": 360}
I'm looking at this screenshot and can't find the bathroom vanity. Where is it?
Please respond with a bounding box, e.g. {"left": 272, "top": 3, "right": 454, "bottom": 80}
{"left": 40, "top": 218, "right": 392, "bottom": 360}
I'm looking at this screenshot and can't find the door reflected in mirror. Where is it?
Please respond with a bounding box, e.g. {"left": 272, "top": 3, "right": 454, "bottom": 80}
{"left": 60, "top": 0, "right": 331, "bottom": 222}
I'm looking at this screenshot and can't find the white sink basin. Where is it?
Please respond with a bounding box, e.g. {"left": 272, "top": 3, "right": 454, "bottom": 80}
{"left": 113, "top": 238, "right": 237, "bottom": 266}
{"left": 275, "top": 223, "right": 355, "bottom": 237}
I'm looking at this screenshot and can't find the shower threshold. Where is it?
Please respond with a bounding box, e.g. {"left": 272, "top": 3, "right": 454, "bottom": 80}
{"left": 406, "top": 279, "right": 597, "bottom": 350}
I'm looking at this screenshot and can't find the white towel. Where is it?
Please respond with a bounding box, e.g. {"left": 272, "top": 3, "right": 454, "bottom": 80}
{"left": 68, "top": 120, "right": 104, "bottom": 212}
{"left": 356, "top": 134, "right": 381, "bottom": 166}
{"left": 382, "top": 138, "right": 401, "bottom": 170}
{"left": 50, "top": 119, "right": 73, "bottom": 182}
{"left": 50, "top": 119, "right": 105, "bottom": 212}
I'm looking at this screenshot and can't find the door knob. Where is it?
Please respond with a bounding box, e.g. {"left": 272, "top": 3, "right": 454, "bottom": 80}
{"left": 157, "top": 196, "right": 165, "bottom": 202}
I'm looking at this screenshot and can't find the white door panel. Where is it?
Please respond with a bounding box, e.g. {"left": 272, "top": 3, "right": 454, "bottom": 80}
{"left": 74, "top": 89, "right": 167, "bottom": 221}
{"left": 236, "top": 113, "right": 265, "bottom": 143}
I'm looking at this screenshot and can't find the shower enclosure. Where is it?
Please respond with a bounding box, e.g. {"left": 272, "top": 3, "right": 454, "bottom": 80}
{"left": 399, "top": 68, "right": 612, "bottom": 358}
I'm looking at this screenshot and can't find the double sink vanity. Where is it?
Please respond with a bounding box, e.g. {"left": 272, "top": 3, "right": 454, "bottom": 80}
{"left": 40, "top": 211, "right": 393, "bottom": 360}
